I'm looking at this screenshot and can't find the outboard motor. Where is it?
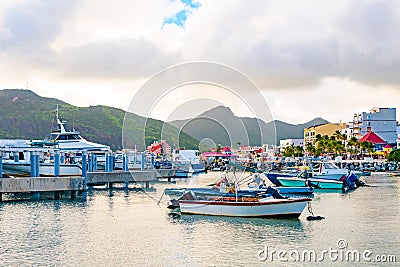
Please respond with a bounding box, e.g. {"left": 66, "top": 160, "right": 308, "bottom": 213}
{"left": 167, "top": 199, "right": 180, "bottom": 209}
{"left": 167, "top": 190, "right": 197, "bottom": 209}
{"left": 340, "top": 173, "right": 356, "bottom": 190}
{"left": 266, "top": 186, "right": 286, "bottom": 199}
{"left": 305, "top": 179, "right": 321, "bottom": 189}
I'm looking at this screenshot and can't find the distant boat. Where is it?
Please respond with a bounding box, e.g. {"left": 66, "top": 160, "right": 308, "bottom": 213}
{"left": 173, "top": 149, "right": 205, "bottom": 173}
{"left": 173, "top": 160, "right": 194, "bottom": 178}
{"left": 173, "top": 191, "right": 311, "bottom": 218}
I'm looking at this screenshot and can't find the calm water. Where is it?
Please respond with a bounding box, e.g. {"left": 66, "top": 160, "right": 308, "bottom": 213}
{"left": 0, "top": 172, "right": 399, "bottom": 266}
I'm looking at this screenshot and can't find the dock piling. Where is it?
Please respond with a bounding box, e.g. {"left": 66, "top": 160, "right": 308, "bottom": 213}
{"left": 54, "top": 150, "right": 60, "bottom": 177}
{"left": 13, "top": 152, "right": 19, "bottom": 162}
{"left": 30, "top": 151, "right": 40, "bottom": 177}
{"left": 141, "top": 153, "right": 145, "bottom": 170}
{"left": 0, "top": 152, "right": 3, "bottom": 178}
{"left": 82, "top": 151, "right": 87, "bottom": 179}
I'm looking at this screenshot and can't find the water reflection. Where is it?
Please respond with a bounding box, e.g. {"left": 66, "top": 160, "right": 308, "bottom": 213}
{"left": 0, "top": 173, "right": 399, "bottom": 266}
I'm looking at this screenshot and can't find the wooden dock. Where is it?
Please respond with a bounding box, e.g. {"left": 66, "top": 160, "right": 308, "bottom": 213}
{"left": 86, "top": 170, "right": 156, "bottom": 189}
{"left": 0, "top": 170, "right": 159, "bottom": 201}
{"left": 0, "top": 177, "right": 84, "bottom": 201}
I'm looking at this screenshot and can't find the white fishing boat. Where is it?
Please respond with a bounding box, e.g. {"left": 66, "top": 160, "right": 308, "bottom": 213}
{"left": 176, "top": 191, "right": 310, "bottom": 218}
{"left": 310, "top": 161, "right": 349, "bottom": 180}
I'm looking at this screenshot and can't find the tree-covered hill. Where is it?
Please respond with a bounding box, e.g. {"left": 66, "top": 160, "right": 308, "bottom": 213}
{"left": 0, "top": 89, "right": 199, "bottom": 151}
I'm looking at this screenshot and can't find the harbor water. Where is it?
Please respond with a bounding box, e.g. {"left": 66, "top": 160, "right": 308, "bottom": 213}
{"left": 0, "top": 172, "right": 399, "bottom": 266}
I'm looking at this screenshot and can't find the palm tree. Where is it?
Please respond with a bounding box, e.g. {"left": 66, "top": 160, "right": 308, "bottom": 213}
{"left": 294, "top": 146, "right": 304, "bottom": 157}
{"left": 283, "top": 145, "right": 295, "bottom": 157}
{"left": 315, "top": 134, "right": 322, "bottom": 142}
{"left": 306, "top": 143, "right": 315, "bottom": 156}
{"left": 360, "top": 141, "right": 375, "bottom": 155}
{"left": 347, "top": 137, "right": 360, "bottom": 158}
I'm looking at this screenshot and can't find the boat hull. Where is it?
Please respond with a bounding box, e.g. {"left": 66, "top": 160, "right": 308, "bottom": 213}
{"left": 155, "top": 168, "right": 176, "bottom": 178}
{"left": 178, "top": 198, "right": 310, "bottom": 218}
{"left": 192, "top": 163, "right": 206, "bottom": 173}
{"left": 2, "top": 162, "right": 82, "bottom": 176}
{"left": 277, "top": 177, "right": 343, "bottom": 189}
{"left": 264, "top": 172, "right": 298, "bottom": 186}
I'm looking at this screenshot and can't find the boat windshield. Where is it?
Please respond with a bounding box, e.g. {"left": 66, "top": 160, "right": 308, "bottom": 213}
{"left": 323, "top": 162, "right": 339, "bottom": 169}
{"left": 53, "top": 134, "right": 82, "bottom": 141}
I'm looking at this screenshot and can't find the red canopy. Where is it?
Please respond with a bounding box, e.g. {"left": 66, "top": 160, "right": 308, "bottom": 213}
{"left": 201, "top": 152, "right": 233, "bottom": 157}
{"left": 359, "top": 131, "right": 385, "bottom": 144}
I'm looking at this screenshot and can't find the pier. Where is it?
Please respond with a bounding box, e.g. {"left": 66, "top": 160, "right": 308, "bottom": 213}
{"left": 86, "top": 170, "right": 156, "bottom": 189}
{"left": 0, "top": 177, "right": 84, "bottom": 201}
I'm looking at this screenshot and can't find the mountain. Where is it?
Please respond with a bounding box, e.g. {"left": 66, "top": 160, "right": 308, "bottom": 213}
{"left": 169, "top": 106, "right": 329, "bottom": 146}
{"left": 0, "top": 89, "right": 199, "bottom": 151}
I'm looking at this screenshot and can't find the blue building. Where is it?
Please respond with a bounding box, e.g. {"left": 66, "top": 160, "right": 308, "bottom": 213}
{"left": 350, "top": 107, "right": 397, "bottom": 145}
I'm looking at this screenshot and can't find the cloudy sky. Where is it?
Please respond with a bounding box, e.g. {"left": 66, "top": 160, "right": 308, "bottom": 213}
{"left": 0, "top": 0, "right": 399, "bottom": 124}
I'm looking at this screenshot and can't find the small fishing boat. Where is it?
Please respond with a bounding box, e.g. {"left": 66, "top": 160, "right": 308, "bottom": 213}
{"left": 173, "top": 191, "right": 311, "bottom": 218}
{"left": 264, "top": 171, "right": 298, "bottom": 186}
{"left": 277, "top": 177, "right": 344, "bottom": 189}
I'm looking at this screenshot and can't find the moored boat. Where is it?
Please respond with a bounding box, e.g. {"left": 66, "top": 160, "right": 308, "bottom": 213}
{"left": 175, "top": 191, "right": 311, "bottom": 218}
{"left": 164, "top": 186, "right": 313, "bottom": 199}
{"left": 277, "top": 177, "right": 344, "bottom": 189}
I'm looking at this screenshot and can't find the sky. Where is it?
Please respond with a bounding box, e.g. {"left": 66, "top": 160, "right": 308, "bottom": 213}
{"left": 0, "top": 0, "right": 399, "bottom": 124}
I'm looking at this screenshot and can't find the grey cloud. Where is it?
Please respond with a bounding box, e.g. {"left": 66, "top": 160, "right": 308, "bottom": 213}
{"left": 55, "top": 38, "right": 182, "bottom": 79}
{"left": 192, "top": 0, "right": 400, "bottom": 89}
{"left": 338, "top": 0, "right": 400, "bottom": 86}
{"left": 0, "top": 0, "right": 79, "bottom": 52}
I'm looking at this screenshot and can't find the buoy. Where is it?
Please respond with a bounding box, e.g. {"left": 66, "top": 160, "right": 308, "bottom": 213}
{"left": 307, "top": 202, "right": 325, "bottom": 221}
{"left": 307, "top": 215, "right": 325, "bottom": 221}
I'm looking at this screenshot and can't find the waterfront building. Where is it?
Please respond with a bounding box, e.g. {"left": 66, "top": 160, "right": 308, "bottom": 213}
{"left": 279, "top": 139, "right": 304, "bottom": 153}
{"left": 349, "top": 107, "right": 397, "bottom": 145}
{"left": 359, "top": 131, "right": 387, "bottom": 151}
{"left": 304, "top": 123, "right": 347, "bottom": 146}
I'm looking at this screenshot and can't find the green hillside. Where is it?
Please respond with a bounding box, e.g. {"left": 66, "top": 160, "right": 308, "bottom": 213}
{"left": 169, "top": 106, "right": 329, "bottom": 146}
{"left": 0, "top": 89, "right": 199, "bottom": 151}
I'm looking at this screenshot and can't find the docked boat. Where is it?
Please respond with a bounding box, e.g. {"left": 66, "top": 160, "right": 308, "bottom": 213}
{"left": 2, "top": 160, "right": 82, "bottom": 176}
{"left": 173, "top": 149, "right": 205, "bottom": 173}
{"left": 173, "top": 160, "right": 194, "bottom": 178}
{"left": 50, "top": 106, "right": 110, "bottom": 152}
{"left": 172, "top": 191, "right": 311, "bottom": 218}
{"left": 1, "top": 106, "right": 110, "bottom": 177}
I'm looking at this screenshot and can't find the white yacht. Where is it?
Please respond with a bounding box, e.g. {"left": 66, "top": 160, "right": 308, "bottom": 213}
{"left": 1, "top": 106, "right": 110, "bottom": 176}
{"left": 50, "top": 106, "right": 110, "bottom": 152}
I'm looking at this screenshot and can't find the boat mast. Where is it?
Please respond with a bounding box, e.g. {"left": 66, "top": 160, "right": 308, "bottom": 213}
{"left": 55, "top": 104, "right": 66, "bottom": 133}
